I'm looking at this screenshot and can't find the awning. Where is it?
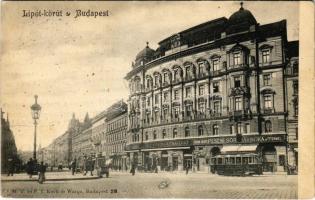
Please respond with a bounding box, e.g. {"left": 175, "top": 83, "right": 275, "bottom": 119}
{"left": 221, "top": 144, "right": 258, "bottom": 154}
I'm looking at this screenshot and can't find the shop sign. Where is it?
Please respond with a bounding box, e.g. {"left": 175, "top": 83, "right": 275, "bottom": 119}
{"left": 143, "top": 139, "right": 192, "bottom": 149}
{"left": 125, "top": 143, "right": 141, "bottom": 151}
{"left": 193, "top": 134, "right": 286, "bottom": 145}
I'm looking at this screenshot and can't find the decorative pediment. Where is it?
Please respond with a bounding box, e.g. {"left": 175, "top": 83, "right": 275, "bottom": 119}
{"left": 227, "top": 43, "right": 249, "bottom": 54}
{"left": 210, "top": 54, "right": 221, "bottom": 60}
{"left": 162, "top": 68, "right": 171, "bottom": 74}
{"left": 153, "top": 71, "right": 161, "bottom": 77}
{"left": 260, "top": 87, "right": 276, "bottom": 94}
{"left": 184, "top": 99, "right": 193, "bottom": 105}
{"left": 259, "top": 44, "right": 274, "bottom": 50}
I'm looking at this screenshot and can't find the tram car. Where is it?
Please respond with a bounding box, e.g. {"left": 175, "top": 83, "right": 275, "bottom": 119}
{"left": 210, "top": 153, "right": 263, "bottom": 176}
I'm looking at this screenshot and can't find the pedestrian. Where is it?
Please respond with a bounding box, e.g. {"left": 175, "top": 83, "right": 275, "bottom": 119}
{"left": 7, "top": 158, "right": 14, "bottom": 176}
{"left": 130, "top": 163, "right": 136, "bottom": 176}
{"left": 26, "top": 158, "right": 34, "bottom": 178}
{"left": 71, "top": 159, "right": 76, "bottom": 175}
{"left": 38, "top": 161, "right": 46, "bottom": 184}
{"left": 185, "top": 162, "right": 189, "bottom": 175}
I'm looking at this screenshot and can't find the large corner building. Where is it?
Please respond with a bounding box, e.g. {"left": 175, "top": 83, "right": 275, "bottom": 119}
{"left": 124, "top": 4, "right": 299, "bottom": 173}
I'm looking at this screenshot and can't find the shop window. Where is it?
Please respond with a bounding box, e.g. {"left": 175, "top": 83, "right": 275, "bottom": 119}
{"left": 234, "top": 76, "right": 241, "bottom": 88}
{"left": 218, "top": 158, "right": 223, "bottom": 165}
{"left": 236, "top": 157, "right": 241, "bottom": 164}
{"left": 263, "top": 74, "right": 272, "bottom": 86}
{"left": 185, "top": 127, "right": 190, "bottom": 137}
{"left": 213, "top": 82, "right": 219, "bottom": 93}
{"left": 265, "top": 120, "right": 272, "bottom": 133}
{"left": 233, "top": 51, "right": 241, "bottom": 65}
{"left": 173, "top": 128, "right": 177, "bottom": 138}
{"left": 162, "top": 129, "right": 166, "bottom": 139}
{"left": 230, "top": 157, "right": 235, "bottom": 164}
{"left": 262, "top": 49, "right": 270, "bottom": 63}
{"left": 198, "top": 125, "right": 204, "bottom": 136}
{"left": 235, "top": 97, "right": 242, "bottom": 111}
{"left": 213, "top": 124, "right": 219, "bottom": 135}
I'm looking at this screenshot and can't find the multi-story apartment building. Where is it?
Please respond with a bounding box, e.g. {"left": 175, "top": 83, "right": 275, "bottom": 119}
{"left": 105, "top": 100, "right": 128, "bottom": 170}
{"left": 91, "top": 110, "right": 107, "bottom": 158}
{"left": 125, "top": 4, "right": 298, "bottom": 173}
{"left": 285, "top": 41, "right": 299, "bottom": 170}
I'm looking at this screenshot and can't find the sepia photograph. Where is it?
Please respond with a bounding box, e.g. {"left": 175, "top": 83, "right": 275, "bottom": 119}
{"left": 0, "top": 1, "right": 313, "bottom": 199}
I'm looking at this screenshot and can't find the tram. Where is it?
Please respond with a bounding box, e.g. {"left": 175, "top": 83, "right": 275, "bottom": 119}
{"left": 210, "top": 153, "right": 263, "bottom": 176}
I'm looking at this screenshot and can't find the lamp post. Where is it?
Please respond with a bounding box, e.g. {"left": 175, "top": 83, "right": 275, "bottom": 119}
{"left": 31, "top": 95, "right": 41, "bottom": 160}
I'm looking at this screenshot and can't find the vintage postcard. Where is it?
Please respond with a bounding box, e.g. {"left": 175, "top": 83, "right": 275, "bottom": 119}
{"left": 0, "top": 1, "right": 314, "bottom": 199}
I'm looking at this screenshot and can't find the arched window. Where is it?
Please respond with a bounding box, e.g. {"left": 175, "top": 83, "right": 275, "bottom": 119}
{"left": 265, "top": 120, "right": 272, "bottom": 133}
{"left": 185, "top": 127, "right": 190, "bottom": 137}
{"left": 162, "top": 129, "right": 166, "bottom": 139}
{"left": 173, "top": 128, "right": 177, "bottom": 138}
{"left": 198, "top": 125, "right": 204, "bottom": 136}
{"left": 213, "top": 124, "right": 219, "bottom": 135}
{"left": 153, "top": 130, "right": 157, "bottom": 140}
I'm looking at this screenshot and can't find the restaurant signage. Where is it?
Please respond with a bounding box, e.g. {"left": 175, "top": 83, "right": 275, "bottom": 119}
{"left": 193, "top": 134, "right": 286, "bottom": 145}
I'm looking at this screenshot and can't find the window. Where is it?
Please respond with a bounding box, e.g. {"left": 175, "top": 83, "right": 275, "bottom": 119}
{"left": 186, "top": 87, "right": 192, "bottom": 98}
{"left": 174, "top": 69, "right": 179, "bottom": 81}
{"left": 185, "top": 127, "right": 190, "bottom": 137}
{"left": 295, "top": 127, "right": 298, "bottom": 140}
{"left": 147, "top": 79, "right": 151, "bottom": 89}
{"left": 235, "top": 97, "right": 242, "bottom": 111}
{"left": 213, "top": 59, "right": 219, "bottom": 71}
{"left": 237, "top": 122, "right": 242, "bottom": 134}
{"left": 199, "top": 62, "right": 205, "bottom": 75}
{"left": 147, "top": 97, "right": 151, "bottom": 106}
{"left": 162, "top": 129, "right": 166, "bottom": 139}
{"left": 213, "top": 124, "right": 219, "bottom": 135}
{"left": 186, "top": 104, "right": 192, "bottom": 117}
{"left": 154, "top": 76, "right": 159, "bottom": 87}
{"left": 153, "top": 131, "right": 157, "bottom": 140}
{"left": 173, "top": 128, "right": 177, "bottom": 138}
{"left": 294, "top": 102, "right": 298, "bottom": 116}
{"left": 174, "top": 107, "right": 180, "bottom": 118}
{"left": 244, "top": 123, "right": 250, "bottom": 134}
{"left": 230, "top": 125, "right": 235, "bottom": 135}
{"left": 198, "top": 102, "right": 205, "bottom": 114}
{"left": 154, "top": 110, "right": 159, "bottom": 121}
{"left": 265, "top": 120, "right": 272, "bottom": 133}
{"left": 186, "top": 66, "right": 191, "bottom": 79}
{"left": 213, "top": 101, "right": 220, "bottom": 113}
{"left": 146, "top": 113, "right": 150, "bottom": 124}
{"left": 213, "top": 82, "right": 219, "bottom": 93}
{"left": 234, "top": 76, "right": 241, "bottom": 88}
{"left": 262, "top": 49, "right": 270, "bottom": 63}
{"left": 163, "top": 108, "right": 168, "bottom": 119}
{"left": 145, "top": 132, "right": 149, "bottom": 141}
{"left": 263, "top": 74, "right": 272, "bottom": 86}
{"left": 198, "top": 125, "right": 204, "bottom": 136}
{"left": 264, "top": 95, "right": 272, "bottom": 109}
{"left": 154, "top": 94, "right": 159, "bottom": 105}
{"left": 293, "top": 81, "right": 298, "bottom": 95}
{"left": 233, "top": 52, "right": 241, "bottom": 65}
{"left": 293, "top": 63, "right": 298, "bottom": 74}
{"left": 199, "top": 84, "right": 205, "bottom": 96}
{"left": 163, "top": 92, "right": 168, "bottom": 102}
{"left": 174, "top": 90, "right": 179, "bottom": 100}
{"left": 163, "top": 73, "right": 168, "bottom": 83}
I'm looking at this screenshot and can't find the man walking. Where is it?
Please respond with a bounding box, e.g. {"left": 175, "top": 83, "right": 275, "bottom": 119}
{"left": 38, "top": 161, "right": 46, "bottom": 184}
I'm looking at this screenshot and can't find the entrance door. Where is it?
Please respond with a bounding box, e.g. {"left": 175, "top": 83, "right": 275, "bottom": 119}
{"left": 183, "top": 157, "right": 192, "bottom": 170}
{"left": 172, "top": 157, "right": 178, "bottom": 171}
{"left": 161, "top": 157, "right": 168, "bottom": 171}
{"left": 262, "top": 145, "right": 277, "bottom": 172}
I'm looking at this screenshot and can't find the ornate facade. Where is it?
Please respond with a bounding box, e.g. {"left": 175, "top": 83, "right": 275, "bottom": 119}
{"left": 125, "top": 5, "right": 298, "bottom": 173}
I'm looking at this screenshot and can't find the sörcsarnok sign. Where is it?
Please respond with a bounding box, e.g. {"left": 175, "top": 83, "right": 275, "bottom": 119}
{"left": 193, "top": 134, "right": 286, "bottom": 145}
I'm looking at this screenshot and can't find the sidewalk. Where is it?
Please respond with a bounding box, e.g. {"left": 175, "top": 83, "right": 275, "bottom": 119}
{"left": 1, "top": 171, "right": 100, "bottom": 182}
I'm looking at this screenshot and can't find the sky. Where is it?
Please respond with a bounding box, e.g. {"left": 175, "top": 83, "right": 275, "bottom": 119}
{"left": 0, "top": 1, "right": 299, "bottom": 151}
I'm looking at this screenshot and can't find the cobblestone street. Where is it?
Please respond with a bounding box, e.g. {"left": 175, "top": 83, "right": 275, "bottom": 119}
{"left": 1, "top": 172, "right": 297, "bottom": 198}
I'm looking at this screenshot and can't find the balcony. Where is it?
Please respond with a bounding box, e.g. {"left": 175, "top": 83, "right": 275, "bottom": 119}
{"left": 197, "top": 73, "right": 208, "bottom": 79}
{"left": 230, "top": 86, "right": 250, "bottom": 96}
{"left": 229, "top": 109, "right": 251, "bottom": 121}
{"left": 263, "top": 108, "right": 274, "bottom": 114}
{"left": 210, "top": 112, "right": 222, "bottom": 118}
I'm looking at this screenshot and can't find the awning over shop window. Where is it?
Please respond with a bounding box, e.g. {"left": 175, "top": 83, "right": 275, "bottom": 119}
{"left": 221, "top": 144, "right": 258, "bottom": 154}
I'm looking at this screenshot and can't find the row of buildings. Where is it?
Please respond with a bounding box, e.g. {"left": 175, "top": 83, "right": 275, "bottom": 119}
{"left": 42, "top": 4, "right": 298, "bottom": 173}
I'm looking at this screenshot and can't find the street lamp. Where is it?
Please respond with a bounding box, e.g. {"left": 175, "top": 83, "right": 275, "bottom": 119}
{"left": 31, "top": 95, "right": 41, "bottom": 160}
